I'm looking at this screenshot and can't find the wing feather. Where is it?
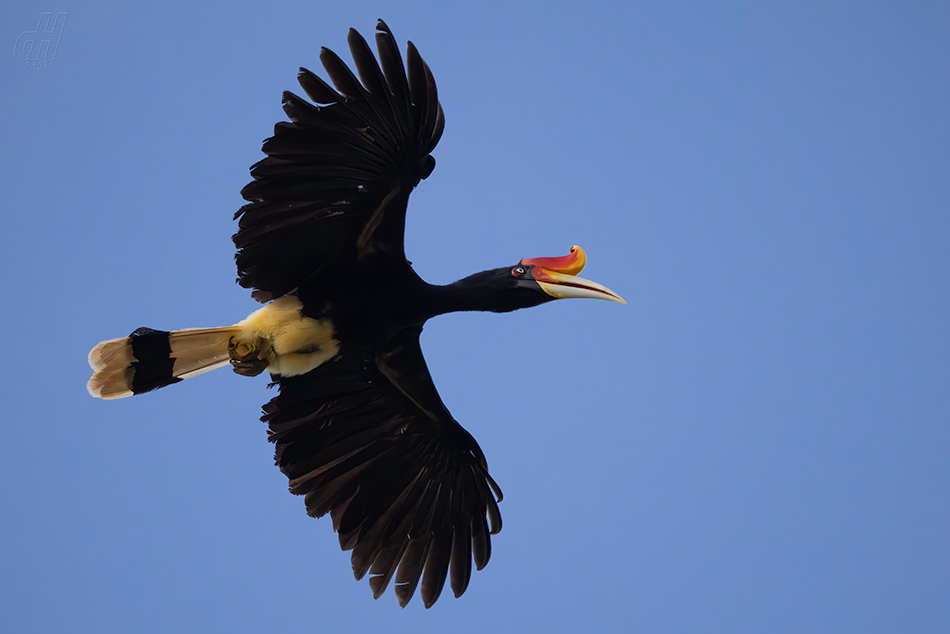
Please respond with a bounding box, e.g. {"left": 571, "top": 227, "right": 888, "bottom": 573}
{"left": 234, "top": 20, "right": 443, "bottom": 298}
{"left": 319, "top": 46, "right": 368, "bottom": 101}
{"left": 471, "top": 509, "right": 492, "bottom": 571}
{"left": 263, "top": 332, "right": 501, "bottom": 608}
{"left": 375, "top": 25, "right": 412, "bottom": 142}
{"left": 293, "top": 67, "right": 342, "bottom": 104}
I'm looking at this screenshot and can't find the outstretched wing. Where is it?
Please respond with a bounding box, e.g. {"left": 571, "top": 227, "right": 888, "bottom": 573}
{"left": 263, "top": 328, "right": 503, "bottom": 608}
{"left": 234, "top": 19, "right": 445, "bottom": 300}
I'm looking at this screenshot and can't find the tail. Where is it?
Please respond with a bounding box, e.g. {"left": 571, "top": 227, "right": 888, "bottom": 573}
{"left": 87, "top": 326, "right": 240, "bottom": 400}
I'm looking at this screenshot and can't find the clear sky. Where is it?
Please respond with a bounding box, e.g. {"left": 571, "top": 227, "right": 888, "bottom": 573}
{"left": 2, "top": 1, "right": 948, "bottom": 632}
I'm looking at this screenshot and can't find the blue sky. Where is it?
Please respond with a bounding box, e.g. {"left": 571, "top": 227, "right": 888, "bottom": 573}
{"left": 2, "top": 1, "right": 948, "bottom": 632}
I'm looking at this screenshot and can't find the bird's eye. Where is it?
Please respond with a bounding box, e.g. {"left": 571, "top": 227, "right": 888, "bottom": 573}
{"left": 511, "top": 266, "right": 527, "bottom": 277}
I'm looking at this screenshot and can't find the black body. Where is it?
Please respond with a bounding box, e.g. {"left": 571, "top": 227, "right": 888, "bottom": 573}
{"left": 231, "top": 21, "right": 560, "bottom": 608}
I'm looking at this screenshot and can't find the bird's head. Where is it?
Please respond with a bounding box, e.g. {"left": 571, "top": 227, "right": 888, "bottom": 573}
{"left": 516, "top": 245, "right": 626, "bottom": 304}
{"left": 459, "top": 245, "right": 625, "bottom": 313}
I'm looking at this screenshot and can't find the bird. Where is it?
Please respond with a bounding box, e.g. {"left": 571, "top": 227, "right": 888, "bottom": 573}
{"left": 86, "top": 19, "right": 625, "bottom": 608}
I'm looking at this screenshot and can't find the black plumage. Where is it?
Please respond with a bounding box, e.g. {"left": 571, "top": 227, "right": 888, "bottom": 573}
{"left": 234, "top": 22, "right": 442, "bottom": 300}
{"left": 263, "top": 327, "right": 502, "bottom": 607}
{"left": 87, "top": 19, "right": 623, "bottom": 608}
{"left": 234, "top": 21, "right": 505, "bottom": 607}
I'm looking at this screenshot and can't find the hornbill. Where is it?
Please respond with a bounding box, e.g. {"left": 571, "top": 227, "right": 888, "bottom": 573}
{"left": 87, "top": 20, "right": 624, "bottom": 608}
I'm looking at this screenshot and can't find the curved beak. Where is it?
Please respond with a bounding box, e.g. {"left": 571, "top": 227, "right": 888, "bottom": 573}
{"left": 533, "top": 270, "right": 627, "bottom": 304}
{"left": 524, "top": 246, "right": 627, "bottom": 305}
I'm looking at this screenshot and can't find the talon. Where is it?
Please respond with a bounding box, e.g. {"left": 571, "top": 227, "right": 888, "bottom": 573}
{"left": 230, "top": 358, "right": 269, "bottom": 377}
{"left": 228, "top": 335, "right": 271, "bottom": 377}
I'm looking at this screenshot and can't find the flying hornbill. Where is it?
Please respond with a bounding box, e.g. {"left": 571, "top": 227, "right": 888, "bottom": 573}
{"left": 87, "top": 20, "right": 624, "bottom": 608}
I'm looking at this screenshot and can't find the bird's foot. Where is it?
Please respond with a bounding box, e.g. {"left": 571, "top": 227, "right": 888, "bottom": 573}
{"left": 228, "top": 335, "right": 272, "bottom": 377}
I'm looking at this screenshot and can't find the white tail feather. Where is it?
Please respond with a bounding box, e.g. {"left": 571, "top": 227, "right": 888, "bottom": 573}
{"left": 166, "top": 328, "right": 238, "bottom": 378}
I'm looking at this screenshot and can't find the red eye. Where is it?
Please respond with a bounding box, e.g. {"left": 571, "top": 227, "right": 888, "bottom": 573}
{"left": 511, "top": 266, "right": 527, "bottom": 277}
